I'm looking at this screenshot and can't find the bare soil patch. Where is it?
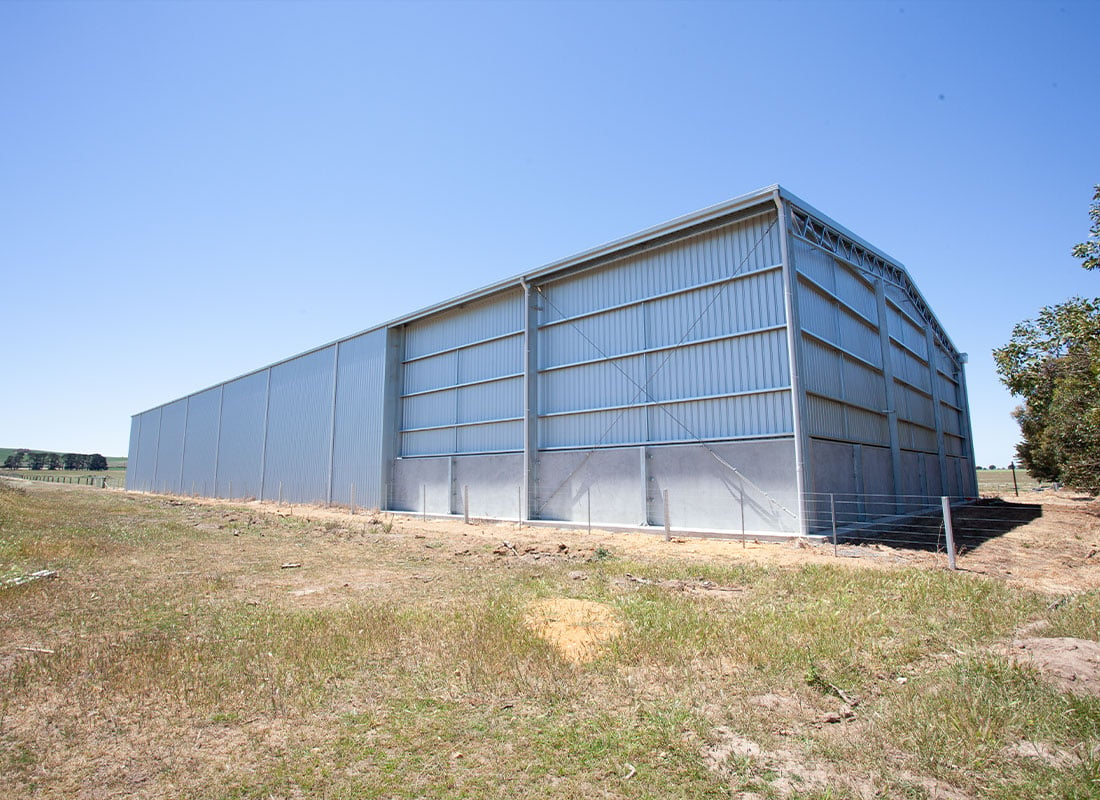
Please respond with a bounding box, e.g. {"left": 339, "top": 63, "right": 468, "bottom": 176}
{"left": 524, "top": 597, "right": 623, "bottom": 663}
{"left": 1000, "top": 637, "right": 1100, "bottom": 697}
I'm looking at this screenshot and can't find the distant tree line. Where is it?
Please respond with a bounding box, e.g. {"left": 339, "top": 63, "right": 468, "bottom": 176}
{"left": 3, "top": 449, "right": 109, "bottom": 471}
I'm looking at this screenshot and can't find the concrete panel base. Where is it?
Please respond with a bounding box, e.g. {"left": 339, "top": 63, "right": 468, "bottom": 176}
{"left": 453, "top": 454, "right": 524, "bottom": 520}
{"left": 390, "top": 457, "right": 450, "bottom": 514}
{"left": 535, "top": 448, "right": 644, "bottom": 526}
{"left": 647, "top": 440, "right": 799, "bottom": 535}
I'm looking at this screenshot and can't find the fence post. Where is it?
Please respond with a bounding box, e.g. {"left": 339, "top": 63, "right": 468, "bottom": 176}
{"left": 830, "top": 493, "right": 838, "bottom": 557}
{"left": 587, "top": 488, "right": 592, "bottom": 534}
{"left": 740, "top": 489, "right": 746, "bottom": 548}
{"left": 942, "top": 496, "right": 958, "bottom": 570}
{"left": 463, "top": 485, "right": 470, "bottom": 525}
{"left": 663, "top": 488, "right": 671, "bottom": 542}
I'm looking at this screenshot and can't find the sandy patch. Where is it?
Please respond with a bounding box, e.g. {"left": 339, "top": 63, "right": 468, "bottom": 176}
{"left": 525, "top": 598, "right": 623, "bottom": 663}
{"left": 1000, "top": 637, "right": 1100, "bottom": 697}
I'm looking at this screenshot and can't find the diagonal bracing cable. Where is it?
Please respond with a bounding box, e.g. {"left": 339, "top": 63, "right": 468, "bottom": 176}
{"left": 531, "top": 216, "right": 797, "bottom": 520}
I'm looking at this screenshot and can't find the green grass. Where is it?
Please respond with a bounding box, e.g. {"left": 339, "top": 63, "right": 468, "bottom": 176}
{"left": 0, "top": 479, "right": 1097, "bottom": 799}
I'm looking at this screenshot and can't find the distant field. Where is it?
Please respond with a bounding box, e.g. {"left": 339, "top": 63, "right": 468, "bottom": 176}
{"left": 0, "top": 447, "right": 126, "bottom": 484}
{"left": 2, "top": 468, "right": 126, "bottom": 488}
{"left": 977, "top": 468, "right": 1043, "bottom": 495}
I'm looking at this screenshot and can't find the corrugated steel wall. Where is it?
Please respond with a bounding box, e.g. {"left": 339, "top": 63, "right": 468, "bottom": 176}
{"left": 124, "top": 415, "right": 143, "bottom": 490}
{"left": 181, "top": 387, "right": 221, "bottom": 496}
{"left": 535, "top": 212, "right": 791, "bottom": 450}
{"left": 153, "top": 399, "right": 188, "bottom": 494}
{"left": 399, "top": 291, "right": 524, "bottom": 457}
{"left": 331, "top": 328, "right": 389, "bottom": 509}
{"left": 791, "top": 216, "right": 975, "bottom": 499}
{"left": 131, "top": 407, "right": 161, "bottom": 491}
{"left": 215, "top": 370, "right": 268, "bottom": 499}
{"left": 262, "top": 346, "right": 336, "bottom": 504}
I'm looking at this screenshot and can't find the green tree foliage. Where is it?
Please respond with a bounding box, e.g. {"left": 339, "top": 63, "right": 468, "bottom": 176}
{"left": 62, "top": 453, "right": 87, "bottom": 470}
{"left": 1072, "top": 185, "right": 1100, "bottom": 271}
{"left": 994, "top": 298, "right": 1100, "bottom": 491}
{"left": 46, "top": 452, "right": 62, "bottom": 470}
{"left": 87, "top": 453, "right": 108, "bottom": 471}
{"left": 3, "top": 450, "right": 25, "bottom": 469}
{"left": 27, "top": 451, "right": 47, "bottom": 471}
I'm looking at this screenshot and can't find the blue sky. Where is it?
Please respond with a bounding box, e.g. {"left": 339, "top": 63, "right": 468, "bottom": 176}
{"left": 1, "top": 0, "right": 1096, "bottom": 465}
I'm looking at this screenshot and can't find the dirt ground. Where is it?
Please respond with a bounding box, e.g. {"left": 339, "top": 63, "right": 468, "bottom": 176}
{"left": 169, "top": 486, "right": 1100, "bottom": 596}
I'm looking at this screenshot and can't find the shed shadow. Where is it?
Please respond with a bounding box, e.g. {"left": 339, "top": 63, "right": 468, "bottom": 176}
{"left": 838, "top": 499, "right": 1043, "bottom": 553}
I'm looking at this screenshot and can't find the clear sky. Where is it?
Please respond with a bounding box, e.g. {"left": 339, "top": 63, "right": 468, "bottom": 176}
{"left": 2, "top": 0, "right": 1096, "bottom": 464}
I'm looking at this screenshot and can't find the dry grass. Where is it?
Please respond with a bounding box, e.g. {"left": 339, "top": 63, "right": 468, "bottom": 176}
{"left": 1, "top": 478, "right": 1098, "bottom": 799}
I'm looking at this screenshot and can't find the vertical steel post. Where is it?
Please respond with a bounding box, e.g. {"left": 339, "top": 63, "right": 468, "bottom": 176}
{"left": 874, "top": 278, "right": 904, "bottom": 514}
{"left": 830, "top": 493, "right": 838, "bottom": 557}
{"left": 326, "top": 343, "right": 341, "bottom": 507}
{"left": 521, "top": 280, "right": 538, "bottom": 522}
{"left": 463, "top": 485, "right": 470, "bottom": 525}
{"left": 258, "top": 368, "right": 272, "bottom": 502}
{"left": 774, "top": 190, "right": 809, "bottom": 537}
{"left": 587, "top": 488, "right": 592, "bottom": 534}
{"left": 926, "top": 328, "right": 950, "bottom": 496}
{"left": 740, "top": 488, "right": 746, "bottom": 548}
{"left": 663, "top": 488, "right": 671, "bottom": 542}
{"left": 421, "top": 484, "right": 426, "bottom": 520}
{"left": 179, "top": 396, "right": 190, "bottom": 495}
{"left": 942, "top": 496, "right": 957, "bottom": 570}
{"left": 213, "top": 384, "right": 224, "bottom": 498}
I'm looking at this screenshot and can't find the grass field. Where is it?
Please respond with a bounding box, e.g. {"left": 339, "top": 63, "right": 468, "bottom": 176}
{"left": 977, "top": 468, "right": 1043, "bottom": 495}
{"left": 1, "top": 479, "right": 1097, "bottom": 799}
{"left": 0, "top": 446, "right": 126, "bottom": 488}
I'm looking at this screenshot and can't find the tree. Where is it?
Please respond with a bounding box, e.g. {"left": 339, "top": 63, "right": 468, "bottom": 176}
{"left": 1073, "top": 185, "right": 1100, "bottom": 271}
{"left": 3, "top": 450, "right": 24, "bottom": 469}
{"left": 994, "top": 298, "right": 1100, "bottom": 491}
{"left": 87, "top": 453, "right": 108, "bottom": 471}
{"left": 62, "top": 453, "right": 83, "bottom": 470}
{"left": 46, "top": 452, "right": 62, "bottom": 470}
{"left": 27, "top": 451, "right": 47, "bottom": 471}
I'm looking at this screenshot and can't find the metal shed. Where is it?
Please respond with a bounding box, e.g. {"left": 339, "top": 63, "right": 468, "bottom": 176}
{"left": 126, "top": 185, "right": 978, "bottom": 536}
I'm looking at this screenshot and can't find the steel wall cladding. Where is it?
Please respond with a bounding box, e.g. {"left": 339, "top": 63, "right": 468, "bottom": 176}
{"left": 792, "top": 238, "right": 836, "bottom": 292}
{"left": 153, "top": 399, "right": 187, "bottom": 494}
{"left": 403, "top": 291, "right": 523, "bottom": 359}
{"left": 400, "top": 292, "right": 523, "bottom": 457}
{"left": 124, "top": 417, "right": 142, "bottom": 490}
{"left": 262, "top": 346, "right": 335, "bottom": 504}
{"left": 538, "top": 212, "right": 781, "bottom": 322}
{"left": 215, "top": 370, "right": 268, "bottom": 499}
{"left": 331, "top": 329, "right": 388, "bottom": 509}
{"left": 181, "top": 387, "right": 220, "bottom": 496}
{"left": 534, "top": 213, "right": 788, "bottom": 451}
{"left": 133, "top": 408, "right": 161, "bottom": 491}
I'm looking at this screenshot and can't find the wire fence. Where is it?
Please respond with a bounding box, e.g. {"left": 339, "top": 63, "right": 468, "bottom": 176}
{"left": 0, "top": 471, "right": 120, "bottom": 488}
{"left": 7, "top": 469, "right": 1046, "bottom": 572}
{"left": 804, "top": 491, "right": 1042, "bottom": 568}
